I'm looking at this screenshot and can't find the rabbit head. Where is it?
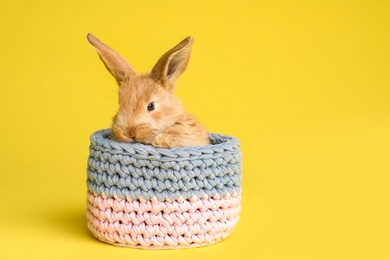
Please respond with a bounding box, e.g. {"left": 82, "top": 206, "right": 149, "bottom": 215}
{"left": 87, "top": 34, "right": 206, "bottom": 146}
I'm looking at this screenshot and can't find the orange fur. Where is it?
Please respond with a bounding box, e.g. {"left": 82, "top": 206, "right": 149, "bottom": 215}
{"left": 87, "top": 34, "right": 210, "bottom": 148}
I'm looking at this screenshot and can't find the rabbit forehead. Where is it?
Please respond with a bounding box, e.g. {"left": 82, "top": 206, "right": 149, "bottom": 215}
{"left": 119, "top": 75, "right": 164, "bottom": 110}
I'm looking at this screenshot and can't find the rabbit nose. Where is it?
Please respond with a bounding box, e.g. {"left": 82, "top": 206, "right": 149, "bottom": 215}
{"left": 128, "top": 127, "right": 136, "bottom": 140}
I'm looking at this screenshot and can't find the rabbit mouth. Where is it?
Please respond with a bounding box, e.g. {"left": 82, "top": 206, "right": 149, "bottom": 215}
{"left": 128, "top": 124, "right": 160, "bottom": 144}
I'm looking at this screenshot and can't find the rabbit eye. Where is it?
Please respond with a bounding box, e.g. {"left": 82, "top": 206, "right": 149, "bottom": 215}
{"left": 147, "top": 102, "right": 155, "bottom": 112}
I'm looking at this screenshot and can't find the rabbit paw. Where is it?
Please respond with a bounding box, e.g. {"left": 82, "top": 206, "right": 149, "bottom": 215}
{"left": 152, "top": 133, "right": 172, "bottom": 148}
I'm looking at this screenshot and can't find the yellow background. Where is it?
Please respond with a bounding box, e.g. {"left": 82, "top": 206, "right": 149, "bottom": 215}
{"left": 1, "top": 1, "right": 389, "bottom": 259}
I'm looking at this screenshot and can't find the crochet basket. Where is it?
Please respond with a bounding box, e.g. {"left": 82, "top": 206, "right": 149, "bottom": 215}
{"left": 86, "top": 129, "right": 242, "bottom": 249}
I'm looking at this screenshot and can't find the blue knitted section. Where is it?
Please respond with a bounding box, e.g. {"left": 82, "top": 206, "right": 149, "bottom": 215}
{"left": 87, "top": 129, "right": 242, "bottom": 201}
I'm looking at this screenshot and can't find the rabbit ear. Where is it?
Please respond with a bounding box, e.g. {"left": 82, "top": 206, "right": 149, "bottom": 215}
{"left": 87, "top": 33, "right": 135, "bottom": 85}
{"left": 150, "top": 36, "right": 193, "bottom": 90}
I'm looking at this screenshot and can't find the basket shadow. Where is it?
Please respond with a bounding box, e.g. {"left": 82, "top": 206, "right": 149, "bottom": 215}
{"left": 43, "top": 206, "right": 95, "bottom": 241}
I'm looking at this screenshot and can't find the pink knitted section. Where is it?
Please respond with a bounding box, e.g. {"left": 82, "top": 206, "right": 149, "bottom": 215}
{"left": 86, "top": 191, "right": 241, "bottom": 249}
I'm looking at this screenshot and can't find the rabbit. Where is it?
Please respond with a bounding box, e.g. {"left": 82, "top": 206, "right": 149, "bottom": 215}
{"left": 87, "top": 33, "right": 210, "bottom": 148}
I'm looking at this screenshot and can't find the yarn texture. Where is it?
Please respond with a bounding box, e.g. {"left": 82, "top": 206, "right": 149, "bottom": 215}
{"left": 86, "top": 129, "right": 242, "bottom": 249}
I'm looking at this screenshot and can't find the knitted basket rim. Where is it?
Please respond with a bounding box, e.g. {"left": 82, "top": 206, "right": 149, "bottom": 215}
{"left": 90, "top": 129, "right": 241, "bottom": 162}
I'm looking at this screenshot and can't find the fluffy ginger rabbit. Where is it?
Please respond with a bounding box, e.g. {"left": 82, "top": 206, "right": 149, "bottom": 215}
{"left": 87, "top": 34, "right": 210, "bottom": 148}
